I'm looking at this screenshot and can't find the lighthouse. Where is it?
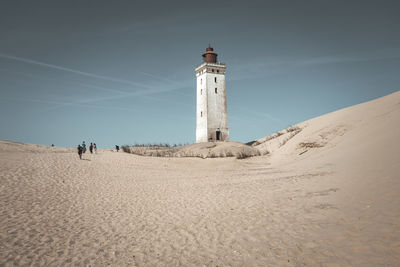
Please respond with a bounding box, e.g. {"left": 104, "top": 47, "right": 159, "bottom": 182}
{"left": 195, "top": 46, "right": 229, "bottom": 143}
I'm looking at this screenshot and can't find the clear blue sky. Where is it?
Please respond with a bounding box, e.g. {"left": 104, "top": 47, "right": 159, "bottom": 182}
{"left": 0, "top": 0, "right": 399, "bottom": 148}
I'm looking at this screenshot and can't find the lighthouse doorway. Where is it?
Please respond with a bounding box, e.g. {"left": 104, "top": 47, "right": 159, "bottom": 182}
{"left": 216, "top": 131, "right": 221, "bottom": 141}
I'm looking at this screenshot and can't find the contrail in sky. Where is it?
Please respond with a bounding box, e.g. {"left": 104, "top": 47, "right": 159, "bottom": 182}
{"left": 0, "top": 53, "right": 153, "bottom": 89}
{"left": 43, "top": 84, "right": 188, "bottom": 111}
{"left": 0, "top": 53, "right": 191, "bottom": 110}
{"left": 18, "top": 71, "right": 130, "bottom": 95}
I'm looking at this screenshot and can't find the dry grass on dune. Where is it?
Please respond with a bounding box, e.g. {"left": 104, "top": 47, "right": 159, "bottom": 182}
{"left": 251, "top": 125, "right": 302, "bottom": 155}
{"left": 122, "top": 141, "right": 261, "bottom": 159}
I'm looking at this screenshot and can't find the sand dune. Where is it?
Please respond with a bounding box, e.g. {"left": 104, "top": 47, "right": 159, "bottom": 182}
{"left": 1, "top": 91, "right": 399, "bottom": 266}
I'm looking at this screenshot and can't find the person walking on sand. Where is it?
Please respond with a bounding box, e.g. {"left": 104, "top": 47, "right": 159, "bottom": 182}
{"left": 94, "top": 143, "right": 97, "bottom": 153}
{"left": 115, "top": 145, "right": 119, "bottom": 152}
{"left": 89, "top": 143, "right": 93, "bottom": 154}
{"left": 77, "top": 144, "right": 83, "bottom": 160}
{"left": 82, "top": 141, "right": 86, "bottom": 153}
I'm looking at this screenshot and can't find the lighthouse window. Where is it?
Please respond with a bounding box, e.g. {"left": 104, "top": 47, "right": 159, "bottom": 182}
{"left": 214, "top": 77, "right": 217, "bottom": 83}
{"left": 201, "top": 111, "right": 203, "bottom": 117}
{"left": 200, "top": 79, "right": 202, "bottom": 84}
{"left": 201, "top": 89, "right": 202, "bottom": 95}
{"left": 215, "top": 88, "right": 218, "bottom": 94}
{"left": 217, "top": 69, "right": 219, "bottom": 73}
{"left": 212, "top": 69, "right": 214, "bottom": 72}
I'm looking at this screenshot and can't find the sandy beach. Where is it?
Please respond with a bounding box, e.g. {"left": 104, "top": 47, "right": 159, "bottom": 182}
{"left": 1, "top": 91, "right": 399, "bottom": 266}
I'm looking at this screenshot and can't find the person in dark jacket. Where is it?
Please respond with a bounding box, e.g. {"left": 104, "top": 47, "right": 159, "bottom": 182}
{"left": 77, "top": 144, "right": 83, "bottom": 159}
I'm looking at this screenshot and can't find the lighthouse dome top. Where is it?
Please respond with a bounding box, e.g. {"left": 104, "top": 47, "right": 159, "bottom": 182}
{"left": 195, "top": 46, "right": 225, "bottom": 72}
{"left": 205, "top": 46, "right": 214, "bottom": 52}
{"left": 202, "top": 45, "right": 218, "bottom": 63}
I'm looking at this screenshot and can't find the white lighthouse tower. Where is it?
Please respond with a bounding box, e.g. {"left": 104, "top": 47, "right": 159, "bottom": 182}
{"left": 195, "top": 46, "right": 229, "bottom": 143}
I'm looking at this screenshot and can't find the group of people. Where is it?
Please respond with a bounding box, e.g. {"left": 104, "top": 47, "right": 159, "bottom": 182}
{"left": 77, "top": 141, "right": 97, "bottom": 159}
{"left": 77, "top": 142, "right": 122, "bottom": 159}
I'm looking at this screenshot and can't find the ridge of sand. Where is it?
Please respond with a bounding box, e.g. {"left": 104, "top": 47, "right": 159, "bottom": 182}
{"left": 1, "top": 91, "right": 399, "bottom": 266}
